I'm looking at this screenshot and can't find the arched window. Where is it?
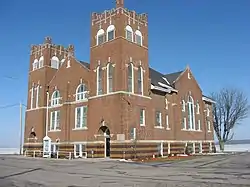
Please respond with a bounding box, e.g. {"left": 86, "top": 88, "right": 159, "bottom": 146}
{"left": 187, "top": 96, "right": 195, "bottom": 130}
{"left": 165, "top": 98, "right": 168, "bottom": 110}
{"left": 125, "top": 25, "right": 133, "bottom": 42}
{"left": 38, "top": 56, "right": 44, "bottom": 68}
{"left": 97, "top": 66, "right": 102, "bottom": 95}
{"left": 51, "top": 90, "right": 60, "bottom": 106}
{"left": 135, "top": 30, "right": 142, "bottom": 46}
{"left": 128, "top": 63, "right": 134, "bottom": 93}
{"left": 32, "top": 59, "right": 38, "bottom": 70}
{"left": 107, "top": 25, "right": 115, "bottom": 41}
{"left": 51, "top": 56, "right": 59, "bottom": 69}
{"left": 76, "top": 84, "right": 87, "bottom": 101}
{"left": 137, "top": 66, "right": 143, "bottom": 95}
{"left": 196, "top": 102, "right": 200, "bottom": 114}
{"left": 107, "top": 63, "right": 114, "bottom": 93}
{"left": 207, "top": 108, "right": 210, "bottom": 117}
{"left": 182, "top": 100, "right": 185, "bottom": 112}
{"left": 97, "top": 29, "right": 105, "bottom": 45}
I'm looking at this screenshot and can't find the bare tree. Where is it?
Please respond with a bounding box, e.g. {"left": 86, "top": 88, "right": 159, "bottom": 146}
{"left": 211, "top": 88, "right": 249, "bottom": 151}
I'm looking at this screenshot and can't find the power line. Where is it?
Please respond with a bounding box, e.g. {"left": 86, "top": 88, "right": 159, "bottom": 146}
{"left": 0, "top": 103, "right": 19, "bottom": 109}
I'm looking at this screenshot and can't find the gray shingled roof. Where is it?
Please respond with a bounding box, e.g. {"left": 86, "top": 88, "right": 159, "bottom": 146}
{"left": 79, "top": 61, "right": 90, "bottom": 69}
{"left": 164, "top": 71, "right": 183, "bottom": 84}
{"left": 149, "top": 67, "right": 167, "bottom": 86}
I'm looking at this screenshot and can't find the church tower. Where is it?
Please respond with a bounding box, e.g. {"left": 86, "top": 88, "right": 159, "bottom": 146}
{"left": 89, "top": 0, "right": 149, "bottom": 96}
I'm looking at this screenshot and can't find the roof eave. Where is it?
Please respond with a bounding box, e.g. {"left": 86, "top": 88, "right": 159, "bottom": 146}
{"left": 151, "top": 84, "right": 171, "bottom": 93}
{"left": 202, "top": 96, "right": 216, "bottom": 104}
{"left": 157, "top": 82, "right": 178, "bottom": 93}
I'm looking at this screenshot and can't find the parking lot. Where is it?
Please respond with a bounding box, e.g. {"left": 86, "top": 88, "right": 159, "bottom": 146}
{"left": 1, "top": 153, "right": 250, "bottom": 187}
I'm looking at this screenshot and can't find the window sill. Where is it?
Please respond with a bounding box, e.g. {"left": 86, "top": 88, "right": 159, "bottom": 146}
{"left": 73, "top": 128, "right": 88, "bottom": 131}
{"left": 49, "top": 104, "right": 63, "bottom": 108}
{"left": 154, "top": 126, "right": 164, "bottom": 129}
{"left": 208, "top": 131, "right": 211, "bottom": 133}
{"left": 181, "top": 129, "right": 202, "bottom": 132}
{"left": 49, "top": 130, "right": 61, "bottom": 132}
{"left": 140, "top": 124, "right": 145, "bottom": 127}
{"left": 166, "top": 127, "right": 171, "bottom": 130}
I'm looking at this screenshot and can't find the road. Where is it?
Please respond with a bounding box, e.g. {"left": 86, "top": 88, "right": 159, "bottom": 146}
{"left": 0, "top": 153, "right": 250, "bottom": 187}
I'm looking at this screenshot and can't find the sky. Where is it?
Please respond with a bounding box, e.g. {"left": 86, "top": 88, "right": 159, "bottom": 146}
{"left": 0, "top": 0, "right": 249, "bottom": 148}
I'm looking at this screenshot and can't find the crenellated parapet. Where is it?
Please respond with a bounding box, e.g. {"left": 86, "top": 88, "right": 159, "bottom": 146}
{"left": 91, "top": 7, "right": 148, "bottom": 26}
{"left": 30, "top": 36, "right": 75, "bottom": 58}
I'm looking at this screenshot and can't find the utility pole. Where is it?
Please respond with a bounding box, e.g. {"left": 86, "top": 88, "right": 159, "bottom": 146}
{"left": 19, "top": 102, "right": 23, "bottom": 155}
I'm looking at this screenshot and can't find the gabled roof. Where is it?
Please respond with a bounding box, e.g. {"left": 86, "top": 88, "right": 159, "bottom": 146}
{"left": 164, "top": 71, "right": 183, "bottom": 84}
{"left": 149, "top": 68, "right": 167, "bottom": 86}
{"left": 79, "top": 61, "right": 90, "bottom": 69}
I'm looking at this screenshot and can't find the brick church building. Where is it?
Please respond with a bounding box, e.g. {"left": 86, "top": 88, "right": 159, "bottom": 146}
{"left": 24, "top": 0, "right": 215, "bottom": 159}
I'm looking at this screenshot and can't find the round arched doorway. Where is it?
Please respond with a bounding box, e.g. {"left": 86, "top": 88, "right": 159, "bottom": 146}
{"left": 98, "top": 125, "right": 110, "bottom": 158}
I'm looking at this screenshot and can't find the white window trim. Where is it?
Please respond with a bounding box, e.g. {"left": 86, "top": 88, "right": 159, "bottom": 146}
{"left": 128, "top": 63, "right": 134, "bottom": 93}
{"left": 96, "top": 66, "right": 102, "bottom": 95}
{"left": 197, "top": 119, "right": 201, "bottom": 131}
{"left": 74, "top": 106, "right": 88, "bottom": 130}
{"left": 138, "top": 67, "right": 143, "bottom": 95}
{"left": 106, "top": 25, "right": 115, "bottom": 41}
{"left": 125, "top": 25, "right": 133, "bottom": 42}
{"left": 35, "top": 85, "right": 39, "bottom": 108}
{"left": 30, "top": 87, "right": 34, "bottom": 109}
{"left": 106, "top": 63, "right": 113, "bottom": 94}
{"left": 96, "top": 29, "right": 105, "bottom": 45}
{"left": 207, "top": 108, "right": 210, "bottom": 117}
{"left": 74, "top": 144, "right": 86, "bottom": 158}
{"left": 182, "top": 117, "right": 187, "bottom": 130}
{"left": 182, "top": 100, "right": 185, "bottom": 112}
{"left": 50, "top": 110, "right": 60, "bottom": 131}
{"left": 188, "top": 96, "right": 195, "bottom": 130}
{"left": 135, "top": 30, "right": 143, "bottom": 46}
{"left": 32, "top": 59, "right": 38, "bottom": 70}
{"left": 76, "top": 84, "right": 88, "bottom": 101}
{"left": 51, "top": 56, "right": 60, "bottom": 69}
{"left": 130, "top": 128, "right": 136, "bottom": 140}
{"left": 166, "top": 115, "right": 170, "bottom": 130}
{"left": 207, "top": 121, "right": 211, "bottom": 132}
{"left": 38, "top": 56, "right": 44, "bottom": 68}
{"left": 51, "top": 91, "right": 61, "bottom": 106}
{"left": 155, "top": 111, "right": 162, "bottom": 128}
{"left": 140, "top": 109, "right": 145, "bottom": 126}
{"left": 165, "top": 98, "right": 168, "bottom": 110}
{"left": 196, "top": 103, "right": 200, "bottom": 114}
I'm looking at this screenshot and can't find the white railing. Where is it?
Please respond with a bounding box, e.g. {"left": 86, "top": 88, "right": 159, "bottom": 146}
{"left": 23, "top": 150, "right": 88, "bottom": 160}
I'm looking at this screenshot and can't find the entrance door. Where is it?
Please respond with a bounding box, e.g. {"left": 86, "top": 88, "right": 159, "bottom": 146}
{"left": 105, "top": 137, "right": 110, "bottom": 157}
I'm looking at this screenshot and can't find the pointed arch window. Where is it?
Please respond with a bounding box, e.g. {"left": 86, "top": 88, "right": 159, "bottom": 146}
{"left": 32, "top": 59, "right": 38, "bottom": 70}
{"left": 182, "top": 100, "right": 185, "bottom": 112}
{"left": 196, "top": 101, "right": 200, "bottom": 114}
{"left": 125, "top": 25, "right": 133, "bottom": 42}
{"left": 76, "top": 84, "right": 88, "bottom": 101}
{"left": 138, "top": 66, "right": 143, "bottom": 95}
{"left": 135, "top": 30, "right": 142, "bottom": 46}
{"left": 51, "top": 56, "right": 59, "bottom": 69}
{"left": 187, "top": 96, "right": 195, "bottom": 130}
{"left": 38, "top": 56, "right": 44, "bottom": 68}
{"left": 97, "top": 66, "right": 102, "bottom": 95}
{"left": 51, "top": 90, "right": 61, "bottom": 106}
{"left": 97, "top": 29, "right": 105, "bottom": 45}
{"left": 128, "top": 63, "right": 134, "bottom": 93}
{"left": 107, "top": 25, "right": 115, "bottom": 41}
{"left": 107, "top": 63, "right": 114, "bottom": 93}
